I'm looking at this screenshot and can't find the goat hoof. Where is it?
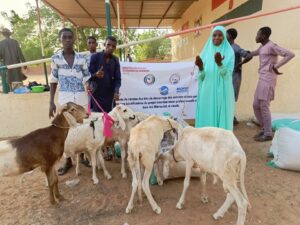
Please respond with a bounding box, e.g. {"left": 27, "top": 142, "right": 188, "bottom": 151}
{"left": 93, "top": 178, "right": 99, "bottom": 184}
{"left": 106, "top": 174, "right": 112, "bottom": 180}
{"left": 212, "top": 213, "right": 222, "bottom": 220}
{"left": 154, "top": 206, "right": 161, "bottom": 214}
{"left": 125, "top": 206, "right": 133, "bottom": 214}
{"left": 122, "top": 173, "right": 127, "bottom": 179}
{"left": 157, "top": 180, "right": 164, "bottom": 186}
{"left": 176, "top": 202, "right": 184, "bottom": 209}
{"left": 201, "top": 196, "right": 209, "bottom": 204}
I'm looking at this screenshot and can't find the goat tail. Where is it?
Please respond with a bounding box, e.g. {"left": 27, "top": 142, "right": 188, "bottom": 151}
{"left": 239, "top": 152, "right": 251, "bottom": 209}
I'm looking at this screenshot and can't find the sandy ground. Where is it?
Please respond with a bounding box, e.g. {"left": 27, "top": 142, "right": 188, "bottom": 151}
{"left": 0, "top": 123, "right": 300, "bottom": 225}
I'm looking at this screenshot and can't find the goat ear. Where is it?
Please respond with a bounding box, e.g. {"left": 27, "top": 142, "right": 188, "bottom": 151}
{"left": 58, "top": 103, "right": 69, "bottom": 113}
{"left": 116, "top": 111, "right": 126, "bottom": 130}
{"left": 63, "top": 111, "right": 77, "bottom": 127}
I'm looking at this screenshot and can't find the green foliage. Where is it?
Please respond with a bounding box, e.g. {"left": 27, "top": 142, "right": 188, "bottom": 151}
{"left": 134, "top": 30, "right": 171, "bottom": 62}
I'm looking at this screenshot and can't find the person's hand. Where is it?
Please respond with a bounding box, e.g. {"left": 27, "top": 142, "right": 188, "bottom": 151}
{"left": 214, "top": 52, "right": 224, "bottom": 67}
{"left": 113, "top": 93, "right": 120, "bottom": 100}
{"left": 272, "top": 65, "right": 283, "bottom": 75}
{"left": 49, "top": 102, "right": 56, "bottom": 118}
{"left": 95, "top": 66, "right": 104, "bottom": 78}
{"left": 86, "top": 83, "right": 92, "bottom": 93}
{"left": 195, "top": 55, "right": 204, "bottom": 71}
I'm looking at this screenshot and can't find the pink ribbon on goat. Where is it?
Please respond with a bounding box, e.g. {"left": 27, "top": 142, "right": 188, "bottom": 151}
{"left": 88, "top": 90, "right": 114, "bottom": 138}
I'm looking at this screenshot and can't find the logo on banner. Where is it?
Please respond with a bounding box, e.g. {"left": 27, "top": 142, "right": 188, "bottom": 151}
{"left": 159, "top": 86, "right": 169, "bottom": 96}
{"left": 144, "top": 74, "right": 156, "bottom": 85}
{"left": 177, "top": 87, "right": 189, "bottom": 93}
{"left": 169, "top": 73, "right": 180, "bottom": 85}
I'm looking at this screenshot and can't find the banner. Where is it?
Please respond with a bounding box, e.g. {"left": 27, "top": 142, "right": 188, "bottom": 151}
{"left": 118, "top": 62, "right": 198, "bottom": 119}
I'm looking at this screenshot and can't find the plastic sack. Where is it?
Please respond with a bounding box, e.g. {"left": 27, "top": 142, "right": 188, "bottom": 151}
{"left": 270, "top": 127, "right": 300, "bottom": 171}
{"left": 13, "top": 86, "right": 30, "bottom": 94}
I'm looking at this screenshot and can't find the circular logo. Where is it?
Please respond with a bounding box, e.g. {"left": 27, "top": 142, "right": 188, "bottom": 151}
{"left": 159, "top": 86, "right": 169, "bottom": 96}
{"left": 144, "top": 74, "right": 156, "bottom": 85}
{"left": 169, "top": 73, "right": 180, "bottom": 85}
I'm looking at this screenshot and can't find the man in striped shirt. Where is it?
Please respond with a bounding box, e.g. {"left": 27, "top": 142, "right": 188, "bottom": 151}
{"left": 49, "top": 28, "right": 90, "bottom": 175}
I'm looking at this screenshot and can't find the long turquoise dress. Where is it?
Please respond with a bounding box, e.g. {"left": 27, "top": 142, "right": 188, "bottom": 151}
{"left": 195, "top": 26, "right": 235, "bottom": 131}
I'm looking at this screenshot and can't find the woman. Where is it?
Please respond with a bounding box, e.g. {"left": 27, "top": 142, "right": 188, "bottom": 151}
{"left": 195, "top": 26, "right": 235, "bottom": 130}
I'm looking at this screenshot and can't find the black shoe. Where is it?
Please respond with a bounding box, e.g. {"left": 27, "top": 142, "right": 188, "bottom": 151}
{"left": 233, "top": 117, "right": 239, "bottom": 125}
{"left": 253, "top": 131, "right": 264, "bottom": 139}
{"left": 57, "top": 158, "right": 73, "bottom": 176}
{"left": 255, "top": 135, "right": 273, "bottom": 142}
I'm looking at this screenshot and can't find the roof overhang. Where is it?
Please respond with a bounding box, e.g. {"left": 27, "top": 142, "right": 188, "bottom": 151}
{"left": 42, "top": 0, "right": 197, "bottom": 28}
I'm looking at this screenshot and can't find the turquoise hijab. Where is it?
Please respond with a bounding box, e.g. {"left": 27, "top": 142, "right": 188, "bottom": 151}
{"left": 200, "top": 26, "right": 234, "bottom": 74}
{"left": 195, "top": 26, "right": 235, "bottom": 130}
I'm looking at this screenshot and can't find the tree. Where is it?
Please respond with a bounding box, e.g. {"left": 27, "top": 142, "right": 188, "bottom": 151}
{"left": 1, "top": 2, "right": 171, "bottom": 63}
{"left": 134, "top": 30, "right": 171, "bottom": 62}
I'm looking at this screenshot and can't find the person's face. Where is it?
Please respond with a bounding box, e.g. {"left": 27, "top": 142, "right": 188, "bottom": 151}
{"left": 104, "top": 39, "right": 117, "bottom": 55}
{"left": 212, "top": 30, "right": 224, "bottom": 46}
{"left": 255, "top": 30, "right": 264, "bottom": 43}
{"left": 60, "top": 31, "right": 74, "bottom": 49}
{"left": 87, "top": 38, "right": 97, "bottom": 52}
{"left": 226, "top": 32, "right": 232, "bottom": 43}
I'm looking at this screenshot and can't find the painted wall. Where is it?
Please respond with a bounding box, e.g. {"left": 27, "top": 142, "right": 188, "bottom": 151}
{"left": 171, "top": 0, "right": 300, "bottom": 120}
{"left": 0, "top": 92, "right": 51, "bottom": 138}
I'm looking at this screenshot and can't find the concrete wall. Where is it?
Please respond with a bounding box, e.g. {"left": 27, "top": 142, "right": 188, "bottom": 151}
{"left": 0, "top": 92, "right": 51, "bottom": 138}
{"left": 171, "top": 0, "right": 300, "bottom": 120}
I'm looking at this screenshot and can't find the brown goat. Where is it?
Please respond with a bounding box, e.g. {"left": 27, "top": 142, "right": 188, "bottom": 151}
{"left": 0, "top": 102, "right": 89, "bottom": 204}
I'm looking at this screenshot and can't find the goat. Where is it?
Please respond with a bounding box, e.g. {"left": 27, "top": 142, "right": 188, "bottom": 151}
{"left": 0, "top": 102, "right": 88, "bottom": 204}
{"left": 104, "top": 111, "right": 149, "bottom": 178}
{"left": 126, "top": 115, "right": 181, "bottom": 214}
{"left": 173, "top": 126, "right": 250, "bottom": 225}
{"left": 64, "top": 104, "right": 136, "bottom": 184}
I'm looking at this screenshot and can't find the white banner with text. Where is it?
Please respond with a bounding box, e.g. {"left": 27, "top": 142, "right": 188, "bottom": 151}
{"left": 118, "top": 61, "right": 198, "bottom": 119}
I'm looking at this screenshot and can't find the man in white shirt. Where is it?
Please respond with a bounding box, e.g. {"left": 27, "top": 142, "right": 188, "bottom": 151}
{"left": 49, "top": 28, "right": 90, "bottom": 175}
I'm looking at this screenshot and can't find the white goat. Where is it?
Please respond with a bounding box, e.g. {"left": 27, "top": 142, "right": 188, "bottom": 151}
{"left": 126, "top": 115, "right": 181, "bottom": 214}
{"left": 173, "top": 126, "right": 250, "bottom": 225}
{"left": 64, "top": 105, "right": 136, "bottom": 184}
{"left": 104, "top": 111, "right": 149, "bottom": 178}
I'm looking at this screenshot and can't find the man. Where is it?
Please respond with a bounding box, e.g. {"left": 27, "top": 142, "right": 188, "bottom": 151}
{"left": 226, "top": 28, "right": 252, "bottom": 125}
{"left": 248, "top": 27, "right": 294, "bottom": 142}
{"left": 88, "top": 36, "right": 121, "bottom": 113}
{"left": 49, "top": 28, "right": 90, "bottom": 175}
{"left": 0, "top": 28, "right": 27, "bottom": 90}
{"left": 85, "top": 36, "right": 98, "bottom": 66}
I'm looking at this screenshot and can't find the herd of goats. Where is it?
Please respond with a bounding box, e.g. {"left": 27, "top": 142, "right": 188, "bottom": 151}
{"left": 0, "top": 102, "right": 250, "bottom": 225}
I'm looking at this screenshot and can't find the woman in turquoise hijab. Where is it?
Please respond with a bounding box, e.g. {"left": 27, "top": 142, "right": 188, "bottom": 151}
{"left": 195, "top": 26, "right": 235, "bottom": 130}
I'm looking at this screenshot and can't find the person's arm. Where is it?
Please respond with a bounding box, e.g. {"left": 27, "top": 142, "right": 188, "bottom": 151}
{"left": 113, "top": 57, "right": 121, "bottom": 100}
{"left": 214, "top": 52, "right": 232, "bottom": 78}
{"left": 236, "top": 48, "right": 253, "bottom": 69}
{"left": 250, "top": 46, "right": 261, "bottom": 57}
{"left": 82, "top": 57, "right": 91, "bottom": 85}
{"left": 271, "top": 44, "right": 295, "bottom": 74}
{"left": 88, "top": 53, "right": 97, "bottom": 81}
{"left": 49, "top": 57, "right": 59, "bottom": 118}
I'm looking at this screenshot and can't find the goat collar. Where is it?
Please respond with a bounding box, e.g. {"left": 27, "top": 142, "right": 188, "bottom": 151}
{"left": 166, "top": 119, "right": 178, "bottom": 140}
{"left": 172, "top": 149, "right": 180, "bottom": 163}
{"left": 129, "top": 115, "right": 136, "bottom": 120}
{"left": 51, "top": 123, "right": 71, "bottom": 129}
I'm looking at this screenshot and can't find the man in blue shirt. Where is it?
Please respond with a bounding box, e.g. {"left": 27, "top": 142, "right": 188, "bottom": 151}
{"left": 227, "top": 28, "right": 252, "bottom": 125}
{"left": 88, "top": 36, "right": 121, "bottom": 112}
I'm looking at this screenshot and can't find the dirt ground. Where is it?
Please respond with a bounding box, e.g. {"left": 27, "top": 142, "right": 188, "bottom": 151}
{"left": 1, "top": 123, "right": 300, "bottom": 225}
